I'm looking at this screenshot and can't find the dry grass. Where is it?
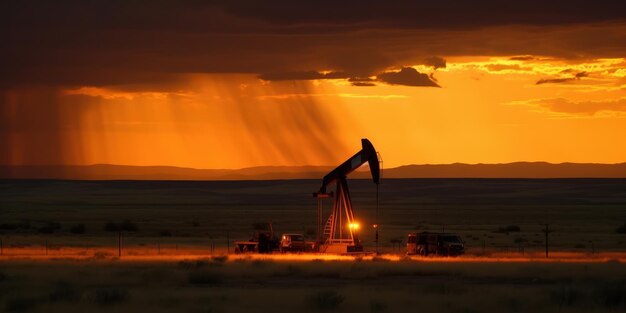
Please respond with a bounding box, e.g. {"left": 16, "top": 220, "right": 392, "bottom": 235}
{"left": 1, "top": 179, "right": 625, "bottom": 311}
{"left": 0, "top": 259, "right": 624, "bottom": 312}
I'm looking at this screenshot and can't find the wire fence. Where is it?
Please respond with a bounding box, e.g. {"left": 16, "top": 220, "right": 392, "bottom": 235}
{"left": 0, "top": 233, "right": 612, "bottom": 259}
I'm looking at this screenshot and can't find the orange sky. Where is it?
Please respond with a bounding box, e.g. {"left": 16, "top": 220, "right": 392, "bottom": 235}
{"left": 4, "top": 56, "right": 624, "bottom": 169}
{"left": 2, "top": 2, "right": 626, "bottom": 169}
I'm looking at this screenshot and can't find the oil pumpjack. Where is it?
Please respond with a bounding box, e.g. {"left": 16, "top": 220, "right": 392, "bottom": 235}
{"left": 314, "top": 138, "right": 380, "bottom": 253}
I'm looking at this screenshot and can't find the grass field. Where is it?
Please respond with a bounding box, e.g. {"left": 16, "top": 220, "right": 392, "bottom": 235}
{"left": 1, "top": 258, "right": 625, "bottom": 312}
{"left": 1, "top": 179, "right": 625, "bottom": 312}
{"left": 1, "top": 179, "right": 625, "bottom": 254}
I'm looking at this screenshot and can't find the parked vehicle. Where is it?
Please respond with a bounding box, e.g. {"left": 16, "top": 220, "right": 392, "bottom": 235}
{"left": 234, "top": 223, "right": 279, "bottom": 254}
{"left": 234, "top": 223, "right": 309, "bottom": 254}
{"left": 279, "top": 233, "right": 306, "bottom": 252}
{"left": 407, "top": 232, "right": 465, "bottom": 256}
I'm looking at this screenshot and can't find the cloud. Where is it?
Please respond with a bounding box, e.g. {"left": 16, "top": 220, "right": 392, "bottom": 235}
{"left": 351, "top": 82, "right": 376, "bottom": 87}
{"left": 219, "top": 1, "right": 626, "bottom": 28}
{"left": 377, "top": 67, "right": 440, "bottom": 87}
{"left": 509, "top": 56, "right": 539, "bottom": 61}
{"left": 513, "top": 97, "right": 626, "bottom": 116}
{"left": 536, "top": 71, "right": 588, "bottom": 85}
{"left": 575, "top": 71, "right": 589, "bottom": 79}
{"left": 1, "top": 1, "right": 625, "bottom": 91}
{"left": 423, "top": 56, "right": 447, "bottom": 69}
{"left": 347, "top": 77, "right": 376, "bottom": 87}
{"left": 258, "top": 71, "right": 349, "bottom": 81}
{"left": 486, "top": 64, "right": 524, "bottom": 71}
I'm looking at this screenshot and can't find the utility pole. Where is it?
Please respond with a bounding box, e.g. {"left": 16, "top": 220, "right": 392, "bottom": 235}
{"left": 543, "top": 224, "right": 551, "bottom": 258}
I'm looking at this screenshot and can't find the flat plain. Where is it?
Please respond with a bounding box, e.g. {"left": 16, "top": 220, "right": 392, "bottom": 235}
{"left": 1, "top": 179, "right": 625, "bottom": 312}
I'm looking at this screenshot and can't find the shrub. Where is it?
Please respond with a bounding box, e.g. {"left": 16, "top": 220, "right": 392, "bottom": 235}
{"left": 104, "top": 220, "right": 138, "bottom": 232}
{"left": 94, "top": 287, "right": 129, "bottom": 306}
{"left": 0, "top": 223, "right": 18, "bottom": 230}
{"left": 369, "top": 299, "right": 387, "bottom": 313}
{"left": 49, "top": 281, "right": 79, "bottom": 302}
{"left": 120, "top": 220, "right": 138, "bottom": 231}
{"left": 0, "top": 221, "right": 30, "bottom": 231}
{"left": 494, "top": 225, "right": 521, "bottom": 234}
{"left": 158, "top": 229, "right": 172, "bottom": 237}
{"left": 103, "top": 221, "right": 119, "bottom": 232}
{"left": 593, "top": 281, "right": 626, "bottom": 309}
{"left": 550, "top": 285, "right": 581, "bottom": 308}
{"left": 506, "top": 225, "right": 521, "bottom": 232}
{"left": 37, "top": 226, "right": 55, "bottom": 234}
{"left": 188, "top": 270, "right": 223, "bottom": 285}
{"left": 4, "top": 296, "right": 38, "bottom": 312}
{"left": 38, "top": 222, "right": 61, "bottom": 234}
{"left": 306, "top": 290, "right": 344, "bottom": 311}
{"left": 17, "top": 220, "right": 31, "bottom": 230}
{"left": 513, "top": 237, "right": 527, "bottom": 244}
{"left": 69, "top": 224, "right": 86, "bottom": 234}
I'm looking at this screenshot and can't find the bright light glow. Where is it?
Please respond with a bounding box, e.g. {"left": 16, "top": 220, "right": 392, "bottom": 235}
{"left": 348, "top": 222, "right": 360, "bottom": 230}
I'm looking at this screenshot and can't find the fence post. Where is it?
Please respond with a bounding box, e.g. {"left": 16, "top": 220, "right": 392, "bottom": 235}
{"left": 226, "top": 231, "right": 230, "bottom": 254}
{"left": 482, "top": 239, "right": 486, "bottom": 255}
{"left": 118, "top": 231, "right": 122, "bottom": 257}
{"left": 591, "top": 241, "right": 595, "bottom": 255}
{"left": 543, "top": 224, "right": 550, "bottom": 258}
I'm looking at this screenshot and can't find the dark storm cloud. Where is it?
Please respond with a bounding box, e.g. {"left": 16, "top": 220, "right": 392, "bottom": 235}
{"left": 423, "top": 56, "right": 447, "bottom": 69}
{"left": 347, "top": 77, "right": 376, "bottom": 87}
{"left": 351, "top": 82, "right": 376, "bottom": 87}
{"left": 377, "top": 68, "right": 440, "bottom": 87}
{"left": 218, "top": 0, "right": 626, "bottom": 28}
{"left": 0, "top": 0, "right": 625, "bottom": 90}
{"left": 347, "top": 77, "right": 374, "bottom": 86}
{"left": 258, "top": 71, "right": 349, "bottom": 81}
{"left": 536, "top": 71, "right": 589, "bottom": 85}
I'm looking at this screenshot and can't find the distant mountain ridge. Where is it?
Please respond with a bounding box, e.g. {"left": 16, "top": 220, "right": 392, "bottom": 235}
{"left": 1, "top": 162, "right": 626, "bottom": 180}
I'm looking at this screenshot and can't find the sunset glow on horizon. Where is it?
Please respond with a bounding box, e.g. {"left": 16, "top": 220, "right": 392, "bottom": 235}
{"left": 2, "top": 2, "right": 625, "bottom": 169}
